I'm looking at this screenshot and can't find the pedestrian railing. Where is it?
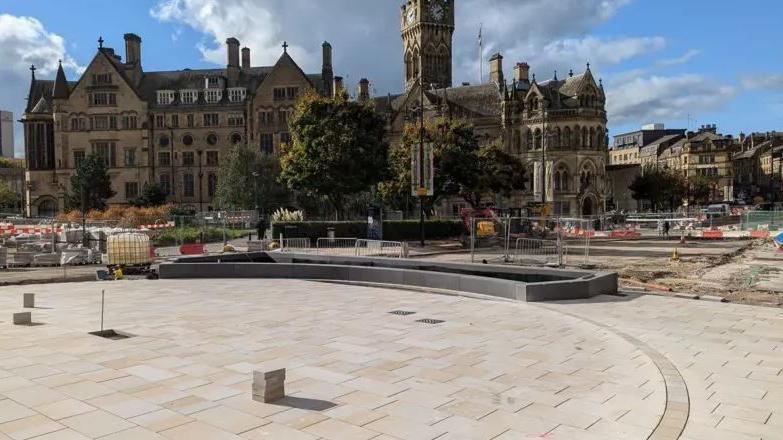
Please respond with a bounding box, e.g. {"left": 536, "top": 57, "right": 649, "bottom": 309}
{"left": 316, "top": 238, "right": 358, "bottom": 256}
{"left": 514, "top": 238, "right": 567, "bottom": 266}
{"left": 355, "top": 239, "right": 404, "bottom": 258}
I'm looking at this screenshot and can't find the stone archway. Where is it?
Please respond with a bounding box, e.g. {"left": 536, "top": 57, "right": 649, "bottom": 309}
{"left": 37, "top": 198, "right": 58, "bottom": 218}
{"left": 581, "top": 196, "right": 595, "bottom": 216}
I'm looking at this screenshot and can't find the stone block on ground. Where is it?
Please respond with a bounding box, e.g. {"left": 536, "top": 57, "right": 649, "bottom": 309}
{"left": 252, "top": 369, "right": 286, "bottom": 403}
{"left": 23, "top": 293, "right": 35, "bottom": 308}
{"left": 13, "top": 312, "right": 31, "bottom": 325}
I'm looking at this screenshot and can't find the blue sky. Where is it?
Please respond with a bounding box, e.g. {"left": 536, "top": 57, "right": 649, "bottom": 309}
{"left": 2, "top": 0, "right": 782, "bottom": 157}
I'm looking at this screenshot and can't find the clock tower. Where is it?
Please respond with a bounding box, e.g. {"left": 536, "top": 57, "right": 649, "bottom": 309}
{"left": 401, "top": 0, "right": 455, "bottom": 92}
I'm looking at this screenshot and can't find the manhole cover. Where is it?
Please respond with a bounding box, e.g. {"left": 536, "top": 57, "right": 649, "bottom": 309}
{"left": 415, "top": 318, "right": 444, "bottom": 324}
{"left": 89, "top": 329, "right": 134, "bottom": 340}
{"left": 389, "top": 310, "right": 416, "bottom": 316}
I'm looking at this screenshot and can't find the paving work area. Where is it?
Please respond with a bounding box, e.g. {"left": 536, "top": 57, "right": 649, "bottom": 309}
{"left": 0, "top": 279, "right": 780, "bottom": 439}
{"left": 434, "top": 237, "right": 783, "bottom": 307}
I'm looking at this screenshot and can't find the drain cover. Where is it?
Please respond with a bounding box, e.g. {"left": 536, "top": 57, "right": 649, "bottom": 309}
{"left": 415, "top": 318, "right": 445, "bottom": 324}
{"left": 389, "top": 310, "right": 416, "bottom": 316}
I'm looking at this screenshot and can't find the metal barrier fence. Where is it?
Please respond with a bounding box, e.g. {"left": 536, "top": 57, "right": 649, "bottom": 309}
{"left": 741, "top": 210, "right": 782, "bottom": 231}
{"left": 514, "top": 238, "right": 566, "bottom": 266}
{"left": 470, "top": 216, "right": 590, "bottom": 267}
{"left": 316, "top": 238, "right": 358, "bottom": 256}
{"left": 355, "top": 239, "right": 404, "bottom": 258}
{"left": 248, "top": 238, "right": 312, "bottom": 253}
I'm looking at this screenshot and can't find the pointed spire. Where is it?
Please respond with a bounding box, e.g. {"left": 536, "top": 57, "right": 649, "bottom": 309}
{"left": 52, "top": 60, "right": 69, "bottom": 99}
{"left": 569, "top": 68, "right": 573, "bottom": 78}
{"left": 553, "top": 70, "right": 558, "bottom": 81}
{"left": 29, "top": 64, "right": 36, "bottom": 80}
{"left": 531, "top": 73, "right": 536, "bottom": 83}
{"left": 586, "top": 62, "right": 591, "bottom": 71}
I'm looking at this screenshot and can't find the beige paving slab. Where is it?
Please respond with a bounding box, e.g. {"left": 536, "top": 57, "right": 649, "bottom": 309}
{"left": 60, "top": 409, "right": 135, "bottom": 438}
{"left": 0, "top": 414, "right": 63, "bottom": 440}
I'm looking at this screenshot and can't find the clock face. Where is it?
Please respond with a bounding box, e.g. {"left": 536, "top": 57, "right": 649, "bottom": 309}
{"left": 406, "top": 8, "right": 416, "bottom": 25}
{"left": 430, "top": 2, "right": 445, "bottom": 21}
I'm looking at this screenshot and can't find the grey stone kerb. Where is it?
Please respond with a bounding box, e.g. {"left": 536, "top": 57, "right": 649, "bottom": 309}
{"left": 158, "top": 252, "right": 617, "bottom": 302}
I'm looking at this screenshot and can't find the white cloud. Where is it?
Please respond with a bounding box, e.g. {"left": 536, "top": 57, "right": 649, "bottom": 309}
{"left": 655, "top": 49, "right": 700, "bottom": 67}
{"left": 606, "top": 74, "right": 736, "bottom": 125}
{"left": 0, "top": 14, "right": 84, "bottom": 156}
{"left": 740, "top": 74, "right": 783, "bottom": 90}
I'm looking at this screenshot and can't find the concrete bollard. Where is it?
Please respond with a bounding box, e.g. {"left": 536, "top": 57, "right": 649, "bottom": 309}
{"left": 23, "top": 293, "right": 35, "bottom": 308}
{"left": 13, "top": 312, "right": 31, "bottom": 325}
{"left": 252, "top": 369, "right": 285, "bottom": 403}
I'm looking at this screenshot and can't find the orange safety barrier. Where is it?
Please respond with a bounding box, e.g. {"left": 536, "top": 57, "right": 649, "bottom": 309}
{"left": 750, "top": 230, "right": 770, "bottom": 238}
{"left": 179, "top": 243, "right": 206, "bottom": 255}
{"left": 702, "top": 230, "right": 723, "bottom": 239}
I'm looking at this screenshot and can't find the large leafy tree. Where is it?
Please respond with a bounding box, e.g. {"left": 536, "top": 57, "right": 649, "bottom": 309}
{"left": 381, "top": 118, "right": 526, "bottom": 209}
{"left": 629, "top": 166, "right": 686, "bottom": 211}
{"left": 280, "top": 93, "right": 388, "bottom": 217}
{"left": 0, "top": 180, "right": 18, "bottom": 209}
{"left": 65, "top": 153, "right": 115, "bottom": 211}
{"left": 215, "top": 143, "right": 290, "bottom": 212}
{"left": 686, "top": 174, "right": 714, "bottom": 207}
{"left": 132, "top": 182, "right": 168, "bottom": 207}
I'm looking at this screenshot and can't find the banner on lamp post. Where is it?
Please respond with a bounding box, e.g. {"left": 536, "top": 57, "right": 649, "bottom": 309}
{"left": 410, "top": 143, "right": 434, "bottom": 197}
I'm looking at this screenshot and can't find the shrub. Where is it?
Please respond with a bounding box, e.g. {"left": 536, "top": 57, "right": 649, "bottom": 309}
{"left": 152, "top": 227, "right": 246, "bottom": 246}
{"left": 56, "top": 205, "right": 174, "bottom": 228}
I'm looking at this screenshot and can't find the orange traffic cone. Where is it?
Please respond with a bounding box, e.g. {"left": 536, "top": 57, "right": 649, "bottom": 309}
{"left": 679, "top": 234, "right": 686, "bottom": 245}
{"left": 671, "top": 248, "right": 680, "bottom": 261}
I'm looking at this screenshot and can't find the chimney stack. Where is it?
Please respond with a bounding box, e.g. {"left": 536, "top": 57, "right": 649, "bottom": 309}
{"left": 333, "top": 76, "right": 345, "bottom": 98}
{"left": 124, "top": 33, "right": 142, "bottom": 67}
{"left": 357, "top": 78, "right": 370, "bottom": 102}
{"left": 226, "top": 37, "right": 240, "bottom": 85}
{"left": 241, "top": 47, "right": 251, "bottom": 69}
{"left": 322, "top": 41, "right": 334, "bottom": 97}
{"left": 514, "top": 62, "right": 529, "bottom": 83}
{"left": 226, "top": 38, "right": 240, "bottom": 67}
{"left": 489, "top": 53, "right": 504, "bottom": 86}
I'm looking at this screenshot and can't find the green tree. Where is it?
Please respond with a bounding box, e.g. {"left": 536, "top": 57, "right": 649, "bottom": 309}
{"left": 686, "top": 175, "right": 713, "bottom": 207}
{"left": 0, "top": 180, "right": 18, "bottom": 209}
{"left": 381, "top": 119, "right": 526, "bottom": 209}
{"left": 132, "top": 182, "right": 168, "bottom": 207}
{"left": 629, "top": 166, "right": 686, "bottom": 211}
{"left": 281, "top": 93, "right": 388, "bottom": 218}
{"left": 64, "top": 153, "right": 115, "bottom": 211}
{"left": 215, "top": 143, "right": 290, "bottom": 212}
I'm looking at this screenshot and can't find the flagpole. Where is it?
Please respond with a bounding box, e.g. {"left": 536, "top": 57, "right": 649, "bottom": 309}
{"left": 478, "top": 24, "right": 483, "bottom": 84}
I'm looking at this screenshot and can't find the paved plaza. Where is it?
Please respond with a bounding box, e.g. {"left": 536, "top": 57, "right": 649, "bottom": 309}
{"left": 0, "top": 279, "right": 780, "bottom": 439}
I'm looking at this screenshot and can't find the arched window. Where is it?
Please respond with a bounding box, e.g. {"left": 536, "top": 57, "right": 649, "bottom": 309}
{"left": 596, "top": 128, "right": 604, "bottom": 149}
{"left": 526, "top": 129, "right": 533, "bottom": 150}
{"left": 412, "top": 49, "right": 420, "bottom": 78}
{"left": 563, "top": 127, "right": 571, "bottom": 148}
{"left": 534, "top": 128, "right": 542, "bottom": 150}
{"left": 554, "top": 127, "right": 561, "bottom": 150}
{"left": 554, "top": 164, "right": 570, "bottom": 191}
{"left": 405, "top": 51, "right": 413, "bottom": 82}
{"left": 207, "top": 173, "right": 218, "bottom": 197}
{"left": 588, "top": 127, "right": 595, "bottom": 148}
{"left": 582, "top": 127, "right": 588, "bottom": 148}
{"left": 574, "top": 126, "right": 581, "bottom": 148}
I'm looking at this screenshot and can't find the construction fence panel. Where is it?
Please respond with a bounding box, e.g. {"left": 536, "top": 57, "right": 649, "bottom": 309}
{"left": 514, "top": 238, "right": 566, "bottom": 266}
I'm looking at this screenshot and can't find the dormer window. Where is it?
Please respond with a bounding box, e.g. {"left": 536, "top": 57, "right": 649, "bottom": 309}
{"left": 228, "top": 87, "right": 246, "bottom": 103}
{"left": 205, "top": 89, "right": 223, "bottom": 104}
{"left": 205, "top": 77, "right": 222, "bottom": 89}
{"left": 157, "top": 90, "right": 175, "bottom": 105}
{"left": 180, "top": 90, "right": 198, "bottom": 105}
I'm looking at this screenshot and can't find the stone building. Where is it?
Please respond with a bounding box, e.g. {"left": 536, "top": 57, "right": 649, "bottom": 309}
{"left": 22, "top": 34, "right": 336, "bottom": 216}
{"left": 377, "top": 0, "right": 609, "bottom": 216}
{"left": 610, "top": 123, "right": 685, "bottom": 166}
{"left": 0, "top": 110, "right": 13, "bottom": 158}
{"left": 733, "top": 131, "right": 783, "bottom": 202}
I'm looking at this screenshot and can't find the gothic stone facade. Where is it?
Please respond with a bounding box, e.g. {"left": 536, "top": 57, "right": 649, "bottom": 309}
{"left": 379, "top": 0, "right": 609, "bottom": 216}
{"left": 22, "top": 35, "right": 335, "bottom": 216}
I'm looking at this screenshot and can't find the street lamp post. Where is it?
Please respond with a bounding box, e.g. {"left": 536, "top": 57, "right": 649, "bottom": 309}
{"left": 251, "top": 171, "right": 261, "bottom": 239}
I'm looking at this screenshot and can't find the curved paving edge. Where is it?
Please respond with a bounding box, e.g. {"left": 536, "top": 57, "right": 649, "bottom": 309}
{"left": 539, "top": 305, "right": 690, "bottom": 440}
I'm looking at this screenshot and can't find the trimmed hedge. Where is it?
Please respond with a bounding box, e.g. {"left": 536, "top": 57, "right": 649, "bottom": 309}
{"left": 272, "top": 220, "right": 464, "bottom": 242}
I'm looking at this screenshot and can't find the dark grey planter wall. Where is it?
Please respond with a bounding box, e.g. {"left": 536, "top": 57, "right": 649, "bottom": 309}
{"left": 159, "top": 254, "right": 617, "bottom": 302}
